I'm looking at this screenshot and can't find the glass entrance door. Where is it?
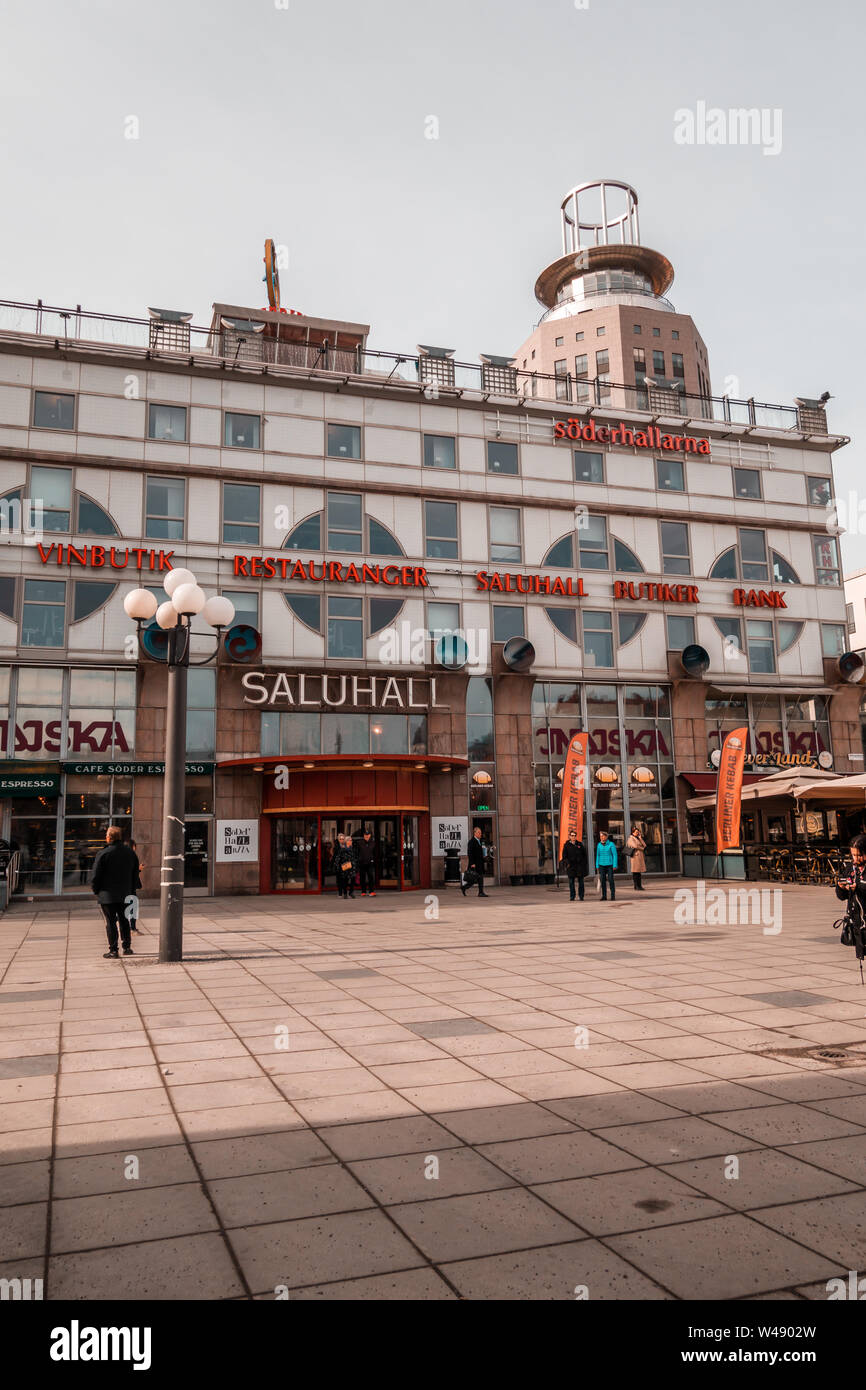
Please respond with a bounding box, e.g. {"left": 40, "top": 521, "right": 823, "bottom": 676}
{"left": 184, "top": 820, "right": 210, "bottom": 892}
{"left": 377, "top": 817, "right": 399, "bottom": 887}
{"left": 273, "top": 817, "right": 319, "bottom": 891}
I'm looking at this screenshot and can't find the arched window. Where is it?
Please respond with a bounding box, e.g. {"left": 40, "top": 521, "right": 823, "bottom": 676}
{"left": 613, "top": 538, "right": 644, "bottom": 573}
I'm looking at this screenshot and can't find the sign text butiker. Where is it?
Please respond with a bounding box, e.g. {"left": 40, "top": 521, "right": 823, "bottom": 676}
{"left": 555, "top": 418, "right": 711, "bottom": 454}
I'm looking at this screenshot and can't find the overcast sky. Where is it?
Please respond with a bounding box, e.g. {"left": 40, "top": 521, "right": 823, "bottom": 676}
{"left": 1, "top": 0, "right": 864, "bottom": 566}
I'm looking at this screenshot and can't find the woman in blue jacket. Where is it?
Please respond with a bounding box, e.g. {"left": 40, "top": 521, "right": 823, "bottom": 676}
{"left": 595, "top": 830, "right": 618, "bottom": 901}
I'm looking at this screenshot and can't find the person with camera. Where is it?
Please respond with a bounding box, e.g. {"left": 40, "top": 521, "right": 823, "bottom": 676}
{"left": 835, "top": 834, "right": 866, "bottom": 956}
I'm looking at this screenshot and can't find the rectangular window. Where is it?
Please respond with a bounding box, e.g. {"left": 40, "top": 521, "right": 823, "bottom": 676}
{"left": 554, "top": 360, "right": 569, "bottom": 400}
{"left": 596, "top": 326, "right": 606, "bottom": 336}
{"left": 633, "top": 324, "right": 642, "bottom": 335}
{"left": 427, "top": 601, "right": 460, "bottom": 638}
{"left": 489, "top": 506, "right": 521, "bottom": 563}
{"left": 224, "top": 412, "right": 261, "bottom": 449}
{"left": 487, "top": 440, "right": 518, "bottom": 475}
{"left": 222, "top": 590, "right": 259, "bottom": 626}
{"left": 596, "top": 349, "right": 609, "bottom": 375}
{"left": 733, "top": 467, "right": 761, "bottom": 499}
{"left": 660, "top": 520, "right": 690, "bottom": 575}
{"left": 327, "top": 492, "right": 362, "bottom": 552}
{"left": 813, "top": 535, "right": 840, "bottom": 586}
{"left": 148, "top": 403, "right": 188, "bottom": 442}
{"left": 633, "top": 347, "right": 646, "bottom": 380}
{"left": 672, "top": 330, "right": 680, "bottom": 340}
{"left": 33, "top": 391, "right": 75, "bottom": 430}
{"left": 672, "top": 353, "right": 685, "bottom": 379}
{"left": 574, "top": 451, "right": 604, "bottom": 484}
{"left": 423, "top": 435, "right": 456, "bottom": 470}
{"left": 493, "top": 606, "right": 525, "bottom": 642}
{"left": 425, "top": 500, "right": 458, "bottom": 559}
{"left": 747, "top": 619, "right": 776, "bottom": 673}
{"left": 186, "top": 668, "right": 216, "bottom": 755}
{"left": 652, "top": 350, "right": 665, "bottom": 375}
{"left": 30, "top": 466, "right": 72, "bottom": 532}
{"left": 555, "top": 336, "right": 564, "bottom": 347}
{"left": 222, "top": 482, "right": 261, "bottom": 544}
{"left": 652, "top": 327, "right": 661, "bottom": 337}
{"left": 807, "top": 476, "right": 831, "bottom": 507}
{"left": 846, "top": 603, "right": 855, "bottom": 632}
{"left": 579, "top": 514, "right": 609, "bottom": 570}
{"left": 739, "top": 528, "right": 768, "bottom": 582}
{"left": 575, "top": 331, "right": 584, "bottom": 342}
{"left": 21, "top": 578, "right": 65, "bottom": 647}
{"left": 322, "top": 711, "right": 368, "bottom": 754}
{"left": 574, "top": 354, "right": 588, "bottom": 377}
{"left": 145, "top": 476, "right": 185, "bottom": 540}
{"left": 667, "top": 614, "right": 695, "bottom": 649}
{"left": 822, "top": 623, "right": 847, "bottom": 658}
{"left": 656, "top": 457, "right": 685, "bottom": 492}
{"left": 327, "top": 595, "right": 364, "bottom": 659}
{"left": 583, "top": 610, "right": 613, "bottom": 667}
{"left": 326, "top": 423, "right": 362, "bottom": 459}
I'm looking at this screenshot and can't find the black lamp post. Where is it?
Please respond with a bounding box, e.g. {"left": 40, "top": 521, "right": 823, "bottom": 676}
{"left": 124, "top": 572, "right": 234, "bottom": 963}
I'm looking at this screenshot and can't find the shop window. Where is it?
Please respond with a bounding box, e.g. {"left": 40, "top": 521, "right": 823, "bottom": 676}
{"left": 733, "top": 467, "right": 761, "bottom": 499}
{"left": 667, "top": 614, "right": 695, "bottom": 649}
{"left": 656, "top": 457, "right": 685, "bottom": 492}
{"left": 660, "top": 521, "right": 690, "bottom": 576}
{"left": 617, "top": 612, "right": 646, "bottom": 646}
{"left": 262, "top": 710, "right": 321, "bottom": 756}
{"left": 370, "top": 714, "right": 410, "bottom": 754}
{"left": 493, "top": 606, "right": 524, "bottom": 643}
{"left": 489, "top": 506, "right": 521, "bottom": 563}
{"left": 21, "top": 578, "right": 65, "bottom": 647}
{"left": 148, "top": 403, "right": 188, "bottom": 442}
{"left": 222, "top": 590, "right": 259, "bottom": 627}
{"left": 579, "top": 514, "right": 608, "bottom": 570}
{"left": 746, "top": 619, "right": 776, "bottom": 674}
{"left": 327, "top": 423, "right": 361, "bottom": 459}
{"left": 327, "top": 595, "right": 363, "bottom": 658}
{"left": 185, "top": 775, "right": 214, "bottom": 815}
{"left": 425, "top": 500, "right": 459, "bottom": 559}
{"left": 574, "top": 451, "right": 604, "bottom": 484}
{"left": 322, "top": 711, "right": 368, "bottom": 753}
{"left": 613, "top": 538, "right": 644, "bottom": 573}
{"left": 467, "top": 676, "right": 494, "bottom": 761}
{"left": 31, "top": 466, "right": 72, "bottom": 532}
{"left": 284, "top": 513, "right": 321, "bottom": 551}
{"left": 186, "top": 668, "right": 215, "bottom": 755}
{"left": 813, "top": 535, "right": 840, "bottom": 586}
{"left": 583, "top": 611, "right": 613, "bottom": 667}
{"left": 224, "top": 412, "right": 261, "bottom": 449}
{"left": 327, "top": 492, "right": 362, "bottom": 552}
{"left": 822, "top": 623, "right": 847, "bottom": 658}
{"left": 66, "top": 669, "right": 135, "bottom": 760}
{"left": 487, "top": 440, "right": 518, "bottom": 475}
{"left": 423, "top": 435, "right": 456, "bottom": 470}
{"left": 33, "top": 391, "right": 75, "bottom": 430}
{"left": 73, "top": 580, "right": 117, "bottom": 622}
{"left": 286, "top": 593, "right": 322, "bottom": 632}
{"left": 145, "top": 476, "right": 185, "bottom": 540}
{"left": 222, "top": 483, "right": 261, "bottom": 545}
{"left": 76, "top": 495, "right": 118, "bottom": 536}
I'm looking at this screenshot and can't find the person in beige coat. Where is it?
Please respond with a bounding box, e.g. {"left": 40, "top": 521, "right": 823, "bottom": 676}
{"left": 626, "top": 826, "right": 647, "bottom": 891}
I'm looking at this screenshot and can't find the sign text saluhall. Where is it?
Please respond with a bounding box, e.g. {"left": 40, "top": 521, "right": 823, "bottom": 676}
{"left": 242, "top": 672, "right": 445, "bottom": 708}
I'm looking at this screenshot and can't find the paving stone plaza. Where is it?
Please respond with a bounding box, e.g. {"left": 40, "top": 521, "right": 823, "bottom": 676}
{"left": 2, "top": 881, "right": 865, "bottom": 1301}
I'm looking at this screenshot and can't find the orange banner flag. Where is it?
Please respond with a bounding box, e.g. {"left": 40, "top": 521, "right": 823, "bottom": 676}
{"left": 558, "top": 732, "right": 589, "bottom": 868}
{"left": 716, "top": 726, "right": 748, "bottom": 853}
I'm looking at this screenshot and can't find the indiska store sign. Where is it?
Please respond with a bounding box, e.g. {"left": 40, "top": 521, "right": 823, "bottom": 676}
{"left": 555, "top": 418, "right": 711, "bottom": 454}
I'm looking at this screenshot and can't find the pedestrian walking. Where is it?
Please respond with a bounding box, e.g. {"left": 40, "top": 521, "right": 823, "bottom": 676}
{"left": 462, "top": 826, "right": 489, "bottom": 897}
{"left": 357, "top": 829, "right": 376, "bottom": 896}
{"left": 559, "top": 829, "right": 588, "bottom": 902}
{"left": 626, "top": 825, "right": 647, "bottom": 891}
{"left": 90, "top": 826, "right": 141, "bottom": 958}
{"left": 337, "top": 833, "right": 356, "bottom": 899}
{"left": 595, "top": 829, "right": 617, "bottom": 901}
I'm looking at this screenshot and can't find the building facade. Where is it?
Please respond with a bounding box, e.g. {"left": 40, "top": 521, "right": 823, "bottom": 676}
{"left": 0, "top": 181, "right": 860, "bottom": 898}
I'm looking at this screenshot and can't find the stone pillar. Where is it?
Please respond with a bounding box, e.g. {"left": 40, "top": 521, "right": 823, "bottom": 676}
{"left": 492, "top": 665, "right": 537, "bottom": 882}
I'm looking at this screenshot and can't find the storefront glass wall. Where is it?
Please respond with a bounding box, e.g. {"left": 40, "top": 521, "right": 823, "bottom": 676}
{"left": 533, "top": 681, "right": 679, "bottom": 874}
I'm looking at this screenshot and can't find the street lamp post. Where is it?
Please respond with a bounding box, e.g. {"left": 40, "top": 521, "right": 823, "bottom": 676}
{"left": 123, "top": 572, "right": 234, "bottom": 963}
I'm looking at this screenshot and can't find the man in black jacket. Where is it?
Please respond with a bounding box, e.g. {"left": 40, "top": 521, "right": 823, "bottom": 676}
{"left": 334, "top": 833, "right": 356, "bottom": 899}
{"left": 90, "top": 827, "right": 141, "bottom": 958}
{"left": 560, "top": 830, "right": 588, "bottom": 902}
{"left": 462, "top": 827, "right": 489, "bottom": 897}
{"left": 357, "top": 830, "right": 376, "bottom": 896}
